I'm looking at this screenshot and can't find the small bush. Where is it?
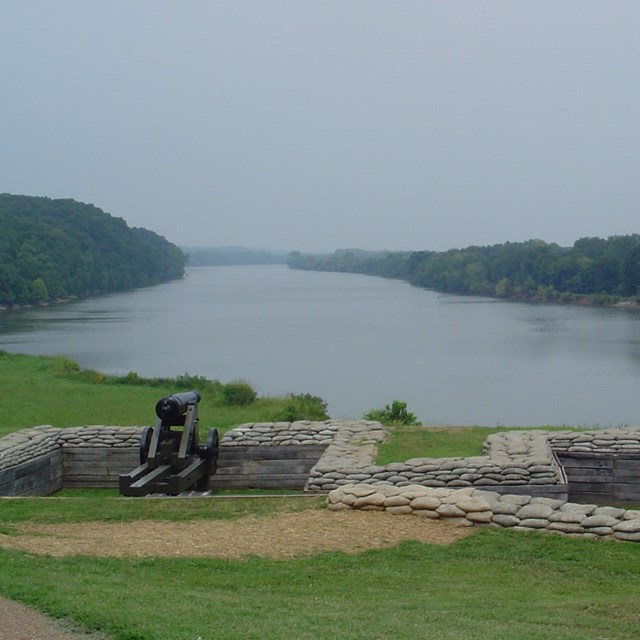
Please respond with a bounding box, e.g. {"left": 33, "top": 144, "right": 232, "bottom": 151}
{"left": 45, "top": 356, "right": 81, "bottom": 374}
{"left": 120, "top": 371, "right": 142, "bottom": 385}
{"left": 363, "top": 400, "right": 420, "bottom": 425}
{"left": 174, "top": 373, "right": 220, "bottom": 393}
{"left": 271, "top": 393, "right": 329, "bottom": 422}
{"left": 74, "top": 369, "right": 107, "bottom": 384}
{"left": 219, "top": 380, "right": 257, "bottom": 406}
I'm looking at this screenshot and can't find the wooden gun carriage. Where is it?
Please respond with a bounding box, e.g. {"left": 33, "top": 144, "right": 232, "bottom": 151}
{"left": 119, "top": 391, "right": 219, "bottom": 496}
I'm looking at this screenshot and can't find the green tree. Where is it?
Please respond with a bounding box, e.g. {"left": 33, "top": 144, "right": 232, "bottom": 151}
{"left": 30, "top": 278, "right": 48, "bottom": 303}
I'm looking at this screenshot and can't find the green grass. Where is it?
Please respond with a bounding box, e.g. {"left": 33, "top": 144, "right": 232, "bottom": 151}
{"left": 375, "top": 426, "right": 504, "bottom": 462}
{"left": 376, "top": 425, "right": 581, "bottom": 463}
{"left": 0, "top": 494, "right": 323, "bottom": 530}
{"left": 0, "top": 352, "right": 303, "bottom": 438}
{"left": 0, "top": 505, "right": 639, "bottom": 640}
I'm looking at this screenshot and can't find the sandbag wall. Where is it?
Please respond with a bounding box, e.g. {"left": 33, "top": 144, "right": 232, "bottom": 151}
{"left": 328, "top": 483, "right": 640, "bottom": 542}
{"left": 0, "top": 422, "right": 344, "bottom": 495}
{"left": 306, "top": 428, "right": 569, "bottom": 500}
{"left": 211, "top": 422, "right": 340, "bottom": 490}
{"left": 0, "top": 426, "right": 142, "bottom": 495}
{"left": 2, "top": 424, "right": 640, "bottom": 499}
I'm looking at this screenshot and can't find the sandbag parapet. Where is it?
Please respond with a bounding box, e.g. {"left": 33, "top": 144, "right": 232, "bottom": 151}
{"left": 327, "top": 483, "right": 640, "bottom": 542}
{"left": 0, "top": 425, "right": 143, "bottom": 472}
{"left": 306, "top": 428, "right": 565, "bottom": 494}
{"left": 221, "top": 420, "right": 341, "bottom": 447}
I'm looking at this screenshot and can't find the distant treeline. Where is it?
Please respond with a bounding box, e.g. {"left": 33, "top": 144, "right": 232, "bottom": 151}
{"left": 185, "top": 246, "right": 287, "bottom": 267}
{"left": 288, "top": 236, "right": 640, "bottom": 305}
{"left": 0, "top": 194, "right": 185, "bottom": 307}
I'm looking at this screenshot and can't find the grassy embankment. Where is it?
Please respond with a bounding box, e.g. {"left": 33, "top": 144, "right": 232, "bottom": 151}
{"left": 0, "top": 351, "right": 306, "bottom": 439}
{"left": 3, "top": 352, "right": 639, "bottom": 639}
{"left": 0, "top": 350, "right": 566, "bottom": 456}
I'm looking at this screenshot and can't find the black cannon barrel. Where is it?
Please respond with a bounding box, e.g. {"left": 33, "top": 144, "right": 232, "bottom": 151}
{"left": 155, "top": 390, "right": 201, "bottom": 423}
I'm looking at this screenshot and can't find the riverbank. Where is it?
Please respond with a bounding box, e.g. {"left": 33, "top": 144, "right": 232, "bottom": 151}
{"left": 496, "top": 289, "right": 640, "bottom": 309}
{"left": 0, "top": 352, "right": 326, "bottom": 439}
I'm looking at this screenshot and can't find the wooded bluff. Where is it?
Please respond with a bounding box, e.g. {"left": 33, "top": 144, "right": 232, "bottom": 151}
{"left": 0, "top": 194, "right": 185, "bottom": 306}
{"left": 288, "top": 236, "right": 640, "bottom": 305}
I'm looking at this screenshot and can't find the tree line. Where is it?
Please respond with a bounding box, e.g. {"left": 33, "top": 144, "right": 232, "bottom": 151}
{"left": 185, "top": 246, "right": 286, "bottom": 266}
{"left": 0, "top": 194, "right": 185, "bottom": 306}
{"left": 288, "top": 235, "right": 640, "bottom": 305}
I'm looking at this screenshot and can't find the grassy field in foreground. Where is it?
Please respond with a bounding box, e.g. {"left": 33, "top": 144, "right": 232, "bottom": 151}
{"left": 1, "top": 495, "right": 639, "bottom": 640}
{"left": 1, "top": 354, "right": 638, "bottom": 638}
{"left": 0, "top": 351, "right": 304, "bottom": 438}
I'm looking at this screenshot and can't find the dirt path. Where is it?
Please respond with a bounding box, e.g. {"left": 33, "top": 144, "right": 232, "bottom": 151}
{"left": 0, "top": 595, "right": 107, "bottom": 640}
{"left": 0, "top": 509, "right": 473, "bottom": 638}
{"left": 0, "top": 509, "right": 472, "bottom": 559}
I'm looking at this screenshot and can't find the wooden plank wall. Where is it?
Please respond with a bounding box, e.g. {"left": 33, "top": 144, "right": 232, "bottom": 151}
{"left": 210, "top": 445, "right": 327, "bottom": 490}
{"left": 62, "top": 445, "right": 327, "bottom": 491}
{"left": 0, "top": 450, "right": 63, "bottom": 496}
{"left": 63, "top": 448, "right": 138, "bottom": 488}
{"left": 557, "top": 453, "right": 640, "bottom": 504}
{"left": 12, "top": 446, "right": 635, "bottom": 501}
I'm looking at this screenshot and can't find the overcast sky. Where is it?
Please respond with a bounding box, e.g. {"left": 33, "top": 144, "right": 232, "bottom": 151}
{"left": 2, "top": 2, "right": 639, "bottom": 253}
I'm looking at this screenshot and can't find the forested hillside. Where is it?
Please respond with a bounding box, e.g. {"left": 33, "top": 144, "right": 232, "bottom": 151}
{"left": 0, "top": 194, "right": 185, "bottom": 306}
{"left": 288, "top": 235, "right": 640, "bottom": 305}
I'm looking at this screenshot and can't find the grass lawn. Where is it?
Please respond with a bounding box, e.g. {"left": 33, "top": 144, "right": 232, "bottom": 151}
{"left": 376, "top": 424, "right": 582, "bottom": 463}
{"left": 0, "top": 351, "right": 302, "bottom": 438}
{"left": 1, "top": 495, "right": 639, "bottom": 640}
{"left": 0, "top": 493, "right": 323, "bottom": 529}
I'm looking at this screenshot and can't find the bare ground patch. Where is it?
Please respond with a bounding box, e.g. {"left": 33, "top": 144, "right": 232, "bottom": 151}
{"left": 0, "top": 509, "right": 473, "bottom": 559}
{"left": 0, "top": 595, "right": 108, "bottom": 640}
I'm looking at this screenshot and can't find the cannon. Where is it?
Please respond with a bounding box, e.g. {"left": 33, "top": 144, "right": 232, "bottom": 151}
{"left": 119, "top": 391, "right": 219, "bottom": 496}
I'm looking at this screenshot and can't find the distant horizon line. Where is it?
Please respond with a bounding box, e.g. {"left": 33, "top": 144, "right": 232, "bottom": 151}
{"left": 180, "top": 233, "right": 640, "bottom": 257}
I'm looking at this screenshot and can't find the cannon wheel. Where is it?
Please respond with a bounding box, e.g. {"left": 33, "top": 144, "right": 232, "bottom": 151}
{"left": 139, "top": 426, "right": 154, "bottom": 464}
{"left": 205, "top": 428, "right": 219, "bottom": 475}
{"left": 195, "top": 428, "right": 219, "bottom": 491}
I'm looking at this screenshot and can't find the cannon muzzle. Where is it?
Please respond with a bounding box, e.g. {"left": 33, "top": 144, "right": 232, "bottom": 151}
{"left": 155, "top": 390, "right": 201, "bottom": 424}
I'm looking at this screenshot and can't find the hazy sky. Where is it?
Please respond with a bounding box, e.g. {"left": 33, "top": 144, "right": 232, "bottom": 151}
{"left": 2, "top": 2, "right": 639, "bottom": 252}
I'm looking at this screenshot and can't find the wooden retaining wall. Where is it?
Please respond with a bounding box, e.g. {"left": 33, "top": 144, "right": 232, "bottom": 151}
{"left": 557, "top": 453, "right": 640, "bottom": 504}
{"left": 210, "top": 445, "right": 328, "bottom": 490}
{"left": 1, "top": 441, "right": 637, "bottom": 501}
{"left": 0, "top": 450, "right": 63, "bottom": 496}
{"left": 63, "top": 448, "right": 138, "bottom": 489}
{"left": 0, "top": 444, "right": 327, "bottom": 494}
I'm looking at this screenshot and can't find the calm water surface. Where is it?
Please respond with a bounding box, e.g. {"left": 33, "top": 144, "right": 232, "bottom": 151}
{"left": 2, "top": 265, "right": 639, "bottom": 426}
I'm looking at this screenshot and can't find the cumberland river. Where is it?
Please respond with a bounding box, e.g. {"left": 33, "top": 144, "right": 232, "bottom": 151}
{"left": 1, "top": 265, "right": 639, "bottom": 427}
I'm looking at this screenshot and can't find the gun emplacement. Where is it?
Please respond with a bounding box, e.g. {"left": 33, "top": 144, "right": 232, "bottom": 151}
{"left": 119, "top": 391, "right": 219, "bottom": 496}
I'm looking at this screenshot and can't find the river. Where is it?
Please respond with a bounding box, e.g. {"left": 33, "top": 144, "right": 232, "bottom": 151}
{"left": 1, "top": 265, "right": 639, "bottom": 427}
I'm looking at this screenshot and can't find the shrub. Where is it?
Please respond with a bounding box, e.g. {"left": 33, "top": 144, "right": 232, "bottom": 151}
{"left": 219, "top": 380, "right": 257, "bottom": 406}
{"left": 173, "top": 373, "right": 222, "bottom": 394}
{"left": 271, "top": 393, "right": 329, "bottom": 422}
{"left": 363, "top": 400, "right": 420, "bottom": 425}
{"left": 45, "top": 356, "right": 81, "bottom": 374}
{"left": 74, "top": 369, "right": 107, "bottom": 384}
